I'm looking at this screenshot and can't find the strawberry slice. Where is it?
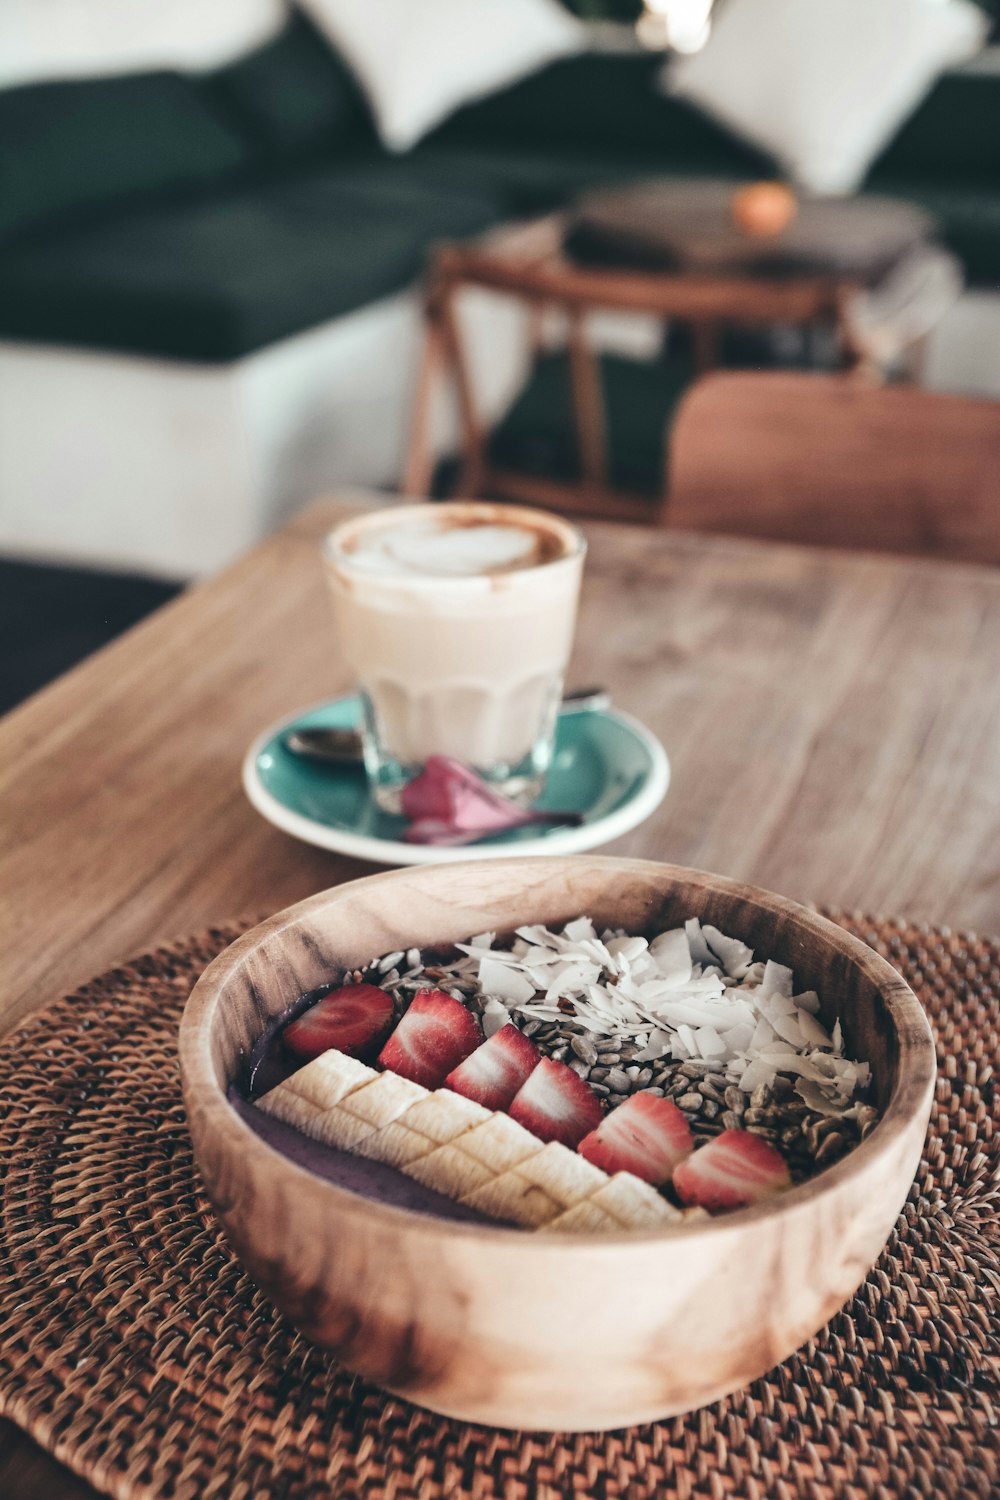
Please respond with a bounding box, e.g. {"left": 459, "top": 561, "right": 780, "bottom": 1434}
{"left": 577, "top": 1092, "right": 692, "bottom": 1185}
{"left": 282, "top": 982, "right": 394, "bottom": 1062}
{"left": 672, "top": 1129, "right": 791, "bottom": 1213}
{"left": 377, "top": 988, "right": 481, "bottom": 1088}
{"left": 508, "top": 1057, "right": 603, "bottom": 1149}
{"left": 444, "top": 1023, "right": 541, "bottom": 1110}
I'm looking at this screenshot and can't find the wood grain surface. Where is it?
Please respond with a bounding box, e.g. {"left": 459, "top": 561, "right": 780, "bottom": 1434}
{"left": 180, "top": 858, "right": 934, "bottom": 1430}
{"left": 3, "top": 497, "right": 1000, "bottom": 1040}
{"left": 2, "top": 498, "right": 999, "bottom": 1490}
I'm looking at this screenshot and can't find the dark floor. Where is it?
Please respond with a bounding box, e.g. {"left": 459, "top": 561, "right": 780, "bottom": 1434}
{"left": 0, "top": 558, "right": 183, "bottom": 715}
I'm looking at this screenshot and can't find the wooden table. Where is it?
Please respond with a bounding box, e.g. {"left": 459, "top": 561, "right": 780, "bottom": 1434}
{"left": 3, "top": 499, "right": 1000, "bottom": 1498}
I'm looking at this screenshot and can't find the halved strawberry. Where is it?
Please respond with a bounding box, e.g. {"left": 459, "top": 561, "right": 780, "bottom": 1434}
{"left": 282, "top": 982, "right": 394, "bottom": 1062}
{"left": 444, "top": 1023, "right": 541, "bottom": 1110}
{"left": 672, "top": 1129, "right": 791, "bottom": 1213}
{"left": 578, "top": 1092, "right": 692, "bottom": 1185}
{"left": 508, "top": 1057, "right": 603, "bottom": 1149}
{"left": 377, "top": 988, "right": 481, "bottom": 1088}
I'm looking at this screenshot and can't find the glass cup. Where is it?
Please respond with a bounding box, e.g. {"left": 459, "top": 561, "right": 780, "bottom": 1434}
{"left": 323, "top": 501, "right": 586, "bottom": 812}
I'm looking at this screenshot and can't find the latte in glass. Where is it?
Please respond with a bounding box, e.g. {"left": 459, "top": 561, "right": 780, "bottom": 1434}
{"left": 324, "top": 502, "right": 585, "bottom": 811}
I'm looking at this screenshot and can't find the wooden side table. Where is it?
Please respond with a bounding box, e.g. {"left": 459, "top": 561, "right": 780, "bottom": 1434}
{"left": 402, "top": 214, "right": 868, "bottom": 525}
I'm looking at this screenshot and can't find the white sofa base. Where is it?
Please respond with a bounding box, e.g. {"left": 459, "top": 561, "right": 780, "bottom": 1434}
{"left": 0, "top": 286, "right": 530, "bottom": 580}
{"left": 1, "top": 287, "right": 998, "bottom": 580}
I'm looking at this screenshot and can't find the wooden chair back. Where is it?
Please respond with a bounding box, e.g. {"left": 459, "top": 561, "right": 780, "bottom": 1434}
{"left": 666, "top": 372, "right": 1000, "bottom": 565}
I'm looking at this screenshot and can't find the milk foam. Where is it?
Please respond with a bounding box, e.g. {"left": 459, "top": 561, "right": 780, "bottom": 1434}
{"left": 348, "top": 519, "right": 545, "bottom": 578}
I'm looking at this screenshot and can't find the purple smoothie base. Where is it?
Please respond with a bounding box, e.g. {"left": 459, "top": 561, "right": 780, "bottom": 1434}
{"left": 243, "top": 981, "right": 342, "bottom": 1099}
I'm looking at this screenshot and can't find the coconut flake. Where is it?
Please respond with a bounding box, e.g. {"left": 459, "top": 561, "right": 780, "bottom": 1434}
{"left": 694, "top": 1025, "right": 727, "bottom": 1059}
{"left": 481, "top": 997, "right": 511, "bottom": 1037}
{"left": 648, "top": 928, "right": 693, "bottom": 985}
{"left": 478, "top": 958, "right": 535, "bottom": 1006}
{"left": 760, "top": 960, "right": 794, "bottom": 998}
{"left": 701, "top": 924, "right": 754, "bottom": 979}
{"left": 798, "top": 1010, "right": 833, "bottom": 1048}
{"left": 684, "top": 918, "right": 715, "bottom": 968}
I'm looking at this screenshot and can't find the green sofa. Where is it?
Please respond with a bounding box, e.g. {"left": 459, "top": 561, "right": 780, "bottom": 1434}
{"left": 2, "top": 12, "right": 998, "bottom": 365}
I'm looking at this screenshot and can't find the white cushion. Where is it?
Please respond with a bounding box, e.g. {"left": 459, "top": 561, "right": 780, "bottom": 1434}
{"left": 666, "top": 0, "right": 987, "bottom": 195}
{"left": 0, "top": 0, "right": 286, "bottom": 89}
{"left": 299, "top": 0, "right": 585, "bottom": 152}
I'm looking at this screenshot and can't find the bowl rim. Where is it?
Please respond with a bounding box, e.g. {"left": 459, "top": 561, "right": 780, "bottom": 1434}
{"left": 179, "top": 856, "right": 936, "bottom": 1248}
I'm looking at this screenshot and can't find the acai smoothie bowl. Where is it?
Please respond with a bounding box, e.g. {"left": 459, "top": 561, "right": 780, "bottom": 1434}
{"left": 179, "top": 856, "right": 935, "bottom": 1432}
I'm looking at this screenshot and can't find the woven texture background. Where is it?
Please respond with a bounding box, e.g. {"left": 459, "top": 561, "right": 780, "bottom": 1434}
{"left": 0, "top": 916, "right": 997, "bottom": 1500}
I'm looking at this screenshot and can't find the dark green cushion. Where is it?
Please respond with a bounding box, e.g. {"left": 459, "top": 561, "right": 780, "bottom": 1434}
{"left": 204, "top": 10, "right": 373, "bottom": 161}
{"left": 0, "top": 168, "right": 504, "bottom": 361}
{"left": 427, "top": 51, "right": 774, "bottom": 177}
{"left": 344, "top": 134, "right": 763, "bottom": 226}
{"left": 341, "top": 141, "right": 676, "bottom": 217}
{"left": 0, "top": 72, "right": 251, "bottom": 244}
{"left": 865, "top": 73, "right": 1000, "bottom": 184}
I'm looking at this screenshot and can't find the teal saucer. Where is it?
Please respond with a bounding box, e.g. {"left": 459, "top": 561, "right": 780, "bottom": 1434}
{"left": 242, "top": 696, "right": 669, "bottom": 865}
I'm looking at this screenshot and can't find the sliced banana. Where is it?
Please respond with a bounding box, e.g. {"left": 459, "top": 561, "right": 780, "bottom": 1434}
{"left": 357, "top": 1089, "right": 491, "bottom": 1169}
{"left": 256, "top": 1050, "right": 376, "bottom": 1142}
{"left": 461, "top": 1142, "right": 607, "bottom": 1228}
{"left": 308, "top": 1070, "right": 427, "bottom": 1151}
{"left": 544, "top": 1197, "right": 623, "bottom": 1233}
{"left": 408, "top": 1112, "right": 544, "bottom": 1195}
{"left": 587, "top": 1172, "right": 681, "bottom": 1229}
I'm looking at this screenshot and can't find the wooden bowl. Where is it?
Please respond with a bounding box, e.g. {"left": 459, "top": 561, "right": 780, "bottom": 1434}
{"left": 179, "top": 857, "right": 935, "bottom": 1432}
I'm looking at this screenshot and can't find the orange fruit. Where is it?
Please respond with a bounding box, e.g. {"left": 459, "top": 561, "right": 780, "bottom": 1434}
{"left": 731, "top": 181, "right": 798, "bottom": 238}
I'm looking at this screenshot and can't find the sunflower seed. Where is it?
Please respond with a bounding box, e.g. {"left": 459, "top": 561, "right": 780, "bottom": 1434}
{"left": 571, "top": 1035, "right": 598, "bottom": 1065}
{"left": 814, "top": 1131, "right": 846, "bottom": 1165}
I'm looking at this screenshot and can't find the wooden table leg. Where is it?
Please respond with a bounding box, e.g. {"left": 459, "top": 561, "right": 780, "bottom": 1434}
{"left": 437, "top": 286, "right": 487, "bottom": 497}
{"left": 567, "top": 307, "right": 608, "bottom": 489}
{"left": 692, "top": 319, "right": 721, "bottom": 376}
{"left": 401, "top": 306, "right": 448, "bottom": 497}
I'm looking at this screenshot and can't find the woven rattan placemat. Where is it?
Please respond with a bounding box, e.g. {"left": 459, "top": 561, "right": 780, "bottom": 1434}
{"left": 0, "top": 916, "right": 997, "bottom": 1500}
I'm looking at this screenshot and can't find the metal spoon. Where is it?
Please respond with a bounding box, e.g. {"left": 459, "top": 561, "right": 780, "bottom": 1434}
{"left": 284, "top": 686, "right": 611, "bottom": 764}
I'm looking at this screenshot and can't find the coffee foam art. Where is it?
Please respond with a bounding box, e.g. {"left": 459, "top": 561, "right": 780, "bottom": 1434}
{"left": 347, "top": 518, "right": 552, "bottom": 579}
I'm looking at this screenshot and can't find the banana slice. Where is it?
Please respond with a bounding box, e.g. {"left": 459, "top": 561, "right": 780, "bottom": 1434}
{"left": 549, "top": 1171, "right": 681, "bottom": 1233}
{"left": 543, "top": 1198, "right": 623, "bottom": 1233}
{"left": 599, "top": 1172, "right": 682, "bottom": 1227}
{"left": 357, "top": 1089, "right": 491, "bottom": 1169}
{"left": 308, "top": 1070, "right": 428, "bottom": 1151}
{"left": 409, "top": 1112, "right": 543, "bottom": 1195}
{"left": 257, "top": 1050, "right": 376, "bottom": 1141}
{"left": 461, "top": 1141, "right": 608, "bottom": 1228}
